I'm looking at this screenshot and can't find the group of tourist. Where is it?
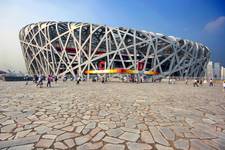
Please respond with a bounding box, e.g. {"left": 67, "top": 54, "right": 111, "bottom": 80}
{"left": 91, "top": 76, "right": 108, "bottom": 83}
{"left": 191, "top": 78, "right": 220, "bottom": 87}
{"left": 175, "top": 78, "right": 225, "bottom": 90}
{"left": 121, "top": 75, "right": 145, "bottom": 83}
{"left": 25, "top": 74, "right": 225, "bottom": 91}
{"left": 92, "top": 75, "right": 145, "bottom": 84}
{"left": 63, "top": 75, "right": 82, "bottom": 84}
{"left": 192, "top": 79, "right": 203, "bottom": 87}
{"left": 31, "top": 74, "right": 58, "bottom": 88}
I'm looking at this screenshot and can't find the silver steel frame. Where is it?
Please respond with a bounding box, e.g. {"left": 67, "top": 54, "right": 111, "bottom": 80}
{"left": 19, "top": 22, "right": 210, "bottom": 78}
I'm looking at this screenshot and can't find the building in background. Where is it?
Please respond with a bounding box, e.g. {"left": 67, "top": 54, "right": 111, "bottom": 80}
{"left": 19, "top": 22, "right": 210, "bottom": 79}
{"left": 206, "top": 61, "right": 225, "bottom": 80}
{"left": 221, "top": 66, "right": 225, "bottom": 80}
{"left": 206, "top": 61, "right": 214, "bottom": 79}
{"left": 214, "top": 62, "right": 221, "bottom": 80}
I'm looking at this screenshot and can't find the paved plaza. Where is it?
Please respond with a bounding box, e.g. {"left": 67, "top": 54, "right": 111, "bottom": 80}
{"left": 0, "top": 81, "right": 225, "bottom": 150}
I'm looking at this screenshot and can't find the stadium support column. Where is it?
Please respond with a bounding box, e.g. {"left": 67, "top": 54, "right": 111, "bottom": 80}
{"left": 107, "top": 31, "right": 111, "bottom": 70}
{"left": 134, "top": 30, "right": 137, "bottom": 70}
{"left": 143, "top": 43, "right": 151, "bottom": 71}
{"left": 77, "top": 48, "right": 81, "bottom": 77}
{"left": 87, "top": 24, "right": 92, "bottom": 80}
{"left": 78, "top": 24, "right": 82, "bottom": 77}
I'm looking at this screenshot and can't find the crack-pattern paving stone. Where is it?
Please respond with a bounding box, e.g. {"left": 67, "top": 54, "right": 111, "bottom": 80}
{"left": 75, "top": 135, "right": 92, "bottom": 145}
{"left": 0, "top": 81, "right": 225, "bottom": 149}
{"left": 89, "top": 127, "right": 102, "bottom": 137}
{"left": 127, "top": 142, "right": 152, "bottom": 150}
{"left": 92, "top": 131, "right": 106, "bottom": 142}
{"left": 77, "top": 141, "right": 103, "bottom": 150}
{"left": 54, "top": 141, "right": 68, "bottom": 149}
{"left": 64, "top": 139, "right": 76, "bottom": 148}
{"left": 56, "top": 132, "right": 79, "bottom": 141}
{"left": 120, "top": 127, "right": 140, "bottom": 134}
{"left": 141, "top": 131, "right": 154, "bottom": 144}
{"left": 42, "top": 134, "right": 57, "bottom": 140}
{"left": 174, "top": 139, "right": 189, "bottom": 150}
{"left": 75, "top": 125, "right": 85, "bottom": 133}
{"left": 15, "top": 129, "right": 32, "bottom": 139}
{"left": 2, "top": 120, "right": 14, "bottom": 126}
{"left": 103, "top": 136, "right": 125, "bottom": 144}
{"left": 149, "top": 126, "right": 170, "bottom": 146}
{"left": 106, "top": 128, "right": 124, "bottom": 137}
{"left": 208, "top": 139, "right": 225, "bottom": 149}
{"left": 0, "top": 133, "right": 13, "bottom": 140}
{"left": 1, "top": 124, "right": 16, "bottom": 132}
{"left": 85, "top": 121, "right": 96, "bottom": 129}
{"left": 190, "top": 139, "right": 214, "bottom": 150}
{"left": 35, "top": 138, "right": 54, "bottom": 148}
{"left": 155, "top": 144, "right": 174, "bottom": 150}
{"left": 73, "top": 122, "right": 83, "bottom": 127}
{"left": 98, "top": 123, "right": 109, "bottom": 130}
{"left": 47, "top": 129, "right": 65, "bottom": 135}
{"left": 7, "top": 144, "right": 34, "bottom": 150}
{"left": 102, "top": 143, "right": 125, "bottom": 150}
{"left": 62, "top": 125, "right": 74, "bottom": 132}
{"left": 159, "top": 127, "right": 175, "bottom": 141}
{"left": 119, "top": 132, "right": 140, "bottom": 142}
{"left": 0, "top": 135, "right": 40, "bottom": 149}
{"left": 34, "top": 126, "right": 52, "bottom": 134}
{"left": 191, "top": 128, "right": 218, "bottom": 140}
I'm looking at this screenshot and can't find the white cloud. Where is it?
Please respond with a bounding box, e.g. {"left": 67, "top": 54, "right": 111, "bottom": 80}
{"left": 204, "top": 16, "right": 225, "bottom": 33}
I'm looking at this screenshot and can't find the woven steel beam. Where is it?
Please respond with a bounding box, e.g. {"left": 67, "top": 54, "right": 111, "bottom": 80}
{"left": 19, "top": 22, "right": 210, "bottom": 78}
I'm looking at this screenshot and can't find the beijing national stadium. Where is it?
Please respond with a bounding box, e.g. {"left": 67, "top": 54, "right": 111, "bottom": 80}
{"left": 19, "top": 22, "right": 210, "bottom": 78}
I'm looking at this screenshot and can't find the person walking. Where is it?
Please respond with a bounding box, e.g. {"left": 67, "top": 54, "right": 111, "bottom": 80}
{"left": 36, "top": 75, "right": 40, "bottom": 87}
{"left": 209, "top": 78, "right": 213, "bottom": 87}
{"left": 47, "top": 75, "right": 52, "bottom": 87}
{"left": 193, "top": 79, "right": 198, "bottom": 87}
{"left": 185, "top": 79, "right": 188, "bottom": 85}
{"left": 33, "top": 75, "right": 38, "bottom": 83}
{"left": 140, "top": 76, "right": 144, "bottom": 83}
{"left": 121, "top": 76, "right": 124, "bottom": 82}
{"left": 24, "top": 75, "right": 29, "bottom": 85}
{"left": 54, "top": 76, "right": 58, "bottom": 84}
{"left": 76, "top": 76, "right": 80, "bottom": 85}
{"left": 37, "top": 74, "right": 44, "bottom": 88}
{"left": 101, "top": 76, "right": 105, "bottom": 83}
{"left": 63, "top": 76, "right": 67, "bottom": 82}
{"left": 136, "top": 75, "right": 139, "bottom": 84}
{"left": 199, "top": 80, "right": 203, "bottom": 86}
{"left": 172, "top": 78, "right": 176, "bottom": 84}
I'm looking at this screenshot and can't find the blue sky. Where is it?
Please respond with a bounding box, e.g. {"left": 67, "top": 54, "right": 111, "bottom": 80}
{"left": 0, "top": 0, "right": 225, "bottom": 72}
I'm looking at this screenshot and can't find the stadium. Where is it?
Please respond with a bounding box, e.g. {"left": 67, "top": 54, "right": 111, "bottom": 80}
{"left": 19, "top": 22, "right": 210, "bottom": 79}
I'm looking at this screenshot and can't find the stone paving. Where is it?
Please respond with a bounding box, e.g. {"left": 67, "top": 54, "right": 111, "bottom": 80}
{"left": 0, "top": 80, "right": 225, "bottom": 150}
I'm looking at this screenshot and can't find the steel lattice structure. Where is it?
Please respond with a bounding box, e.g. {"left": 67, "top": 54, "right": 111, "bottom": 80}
{"left": 19, "top": 22, "right": 210, "bottom": 78}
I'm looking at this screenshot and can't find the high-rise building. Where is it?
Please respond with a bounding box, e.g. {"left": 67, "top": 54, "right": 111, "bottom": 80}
{"left": 221, "top": 66, "right": 225, "bottom": 80}
{"left": 214, "top": 62, "right": 221, "bottom": 80}
{"left": 206, "top": 61, "right": 213, "bottom": 79}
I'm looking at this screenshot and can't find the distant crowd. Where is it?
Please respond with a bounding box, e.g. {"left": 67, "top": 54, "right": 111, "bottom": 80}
{"left": 189, "top": 78, "right": 213, "bottom": 87}
{"left": 32, "top": 74, "right": 57, "bottom": 88}
{"left": 24, "top": 74, "right": 225, "bottom": 91}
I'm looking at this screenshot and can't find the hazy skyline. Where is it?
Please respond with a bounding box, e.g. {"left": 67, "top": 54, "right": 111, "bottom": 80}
{"left": 0, "top": 0, "right": 225, "bottom": 72}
